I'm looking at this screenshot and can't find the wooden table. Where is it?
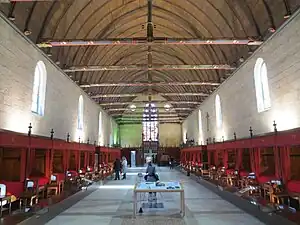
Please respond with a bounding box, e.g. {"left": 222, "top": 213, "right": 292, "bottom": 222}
{"left": 0, "top": 195, "right": 12, "bottom": 217}
{"left": 133, "top": 181, "right": 185, "bottom": 218}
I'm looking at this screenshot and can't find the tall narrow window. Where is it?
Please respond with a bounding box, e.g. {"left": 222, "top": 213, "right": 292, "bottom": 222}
{"left": 31, "top": 61, "right": 47, "bottom": 115}
{"left": 142, "top": 103, "right": 158, "bottom": 141}
{"left": 254, "top": 58, "right": 271, "bottom": 112}
{"left": 215, "top": 94, "right": 222, "bottom": 129}
{"left": 77, "top": 95, "right": 84, "bottom": 137}
{"left": 98, "top": 111, "right": 102, "bottom": 145}
{"left": 198, "top": 110, "right": 203, "bottom": 145}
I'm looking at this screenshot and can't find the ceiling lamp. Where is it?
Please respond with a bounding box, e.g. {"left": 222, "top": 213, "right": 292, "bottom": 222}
{"left": 164, "top": 104, "right": 171, "bottom": 111}
{"left": 130, "top": 104, "right": 136, "bottom": 112}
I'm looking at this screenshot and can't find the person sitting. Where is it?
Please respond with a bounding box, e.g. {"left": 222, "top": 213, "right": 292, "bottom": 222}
{"left": 113, "top": 158, "right": 121, "bottom": 180}
{"left": 145, "top": 162, "right": 158, "bottom": 201}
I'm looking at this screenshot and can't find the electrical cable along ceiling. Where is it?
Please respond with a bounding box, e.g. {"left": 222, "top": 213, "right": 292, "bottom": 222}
{"left": 1, "top": 0, "right": 299, "bottom": 124}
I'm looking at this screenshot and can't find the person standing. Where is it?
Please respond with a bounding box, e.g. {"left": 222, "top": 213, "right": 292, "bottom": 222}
{"left": 169, "top": 157, "right": 174, "bottom": 169}
{"left": 121, "top": 156, "right": 127, "bottom": 180}
{"left": 113, "top": 158, "right": 121, "bottom": 180}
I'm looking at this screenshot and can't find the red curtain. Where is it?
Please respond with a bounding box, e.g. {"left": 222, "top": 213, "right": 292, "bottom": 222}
{"left": 235, "top": 149, "right": 243, "bottom": 170}
{"left": 208, "top": 151, "right": 211, "bottom": 165}
{"left": 274, "top": 146, "right": 281, "bottom": 179}
{"left": 20, "top": 149, "right": 26, "bottom": 181}
{"left": 280, "top": 146, "right": 291, "bottom": 183}
{"left": 214, "top": 150, "right": 218, "bottom": 166}
{"left": 45, "top": 149, "right": 50, "bottom": 178}
{"left": 192, "top": 152, "right": 196, "bottom": 162}
{"left": 29, "top": 148, "right": 36, "bottom": 174}
{"left": 250, "top": 148, "right": 261, "bottom": 174}
{"left": 197, "top": 152, "right": 201, "bottom": 162}
{"left": 223, "top": 150, "right": 228, "bottom": 168}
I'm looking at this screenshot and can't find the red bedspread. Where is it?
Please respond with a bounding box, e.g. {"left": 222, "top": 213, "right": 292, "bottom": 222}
{"left": 53, "top": 173, "right": 65, "bottom": 182}
{"left": 28, "top": 176, "right": 49, "bottom": 187}
{"left": 287, "top": 180, "right": 300, "bottom": 193}
{"left": 0, "top": 181, "right": 24, "bottom": 198}
{"left": 257, "top": 175, "right": 277, "bottom": 184}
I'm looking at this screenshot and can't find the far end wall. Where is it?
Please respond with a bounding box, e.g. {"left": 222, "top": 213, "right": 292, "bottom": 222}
{"left": 119, "top": 123, "right": 182, "bottom": 147}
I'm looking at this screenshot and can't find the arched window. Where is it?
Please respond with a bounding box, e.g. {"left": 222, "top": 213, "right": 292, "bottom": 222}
{"left": 254, "top": 58, "right": 271, "bottom": 112}
{"left": 98, "top": 111, "right": 102, "bottom": 145}
{"left": 31, "top": 61, "right": 47, "bottom": 115}
{"left": 198, "top": 109, "right": 203, "bottom": 144}
{"left": 77, "top": 95, "right": 84, "bottom": 132}
{"left": 142, "top": 103, "right": 158, "bottom": 141}
{"left": 215, "top": 94, "right": 222, "bottom": 129}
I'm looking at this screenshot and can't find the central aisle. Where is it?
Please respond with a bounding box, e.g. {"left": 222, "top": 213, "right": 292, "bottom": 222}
{"left": 45, "top": 167, "right": 265, "bottom": 225}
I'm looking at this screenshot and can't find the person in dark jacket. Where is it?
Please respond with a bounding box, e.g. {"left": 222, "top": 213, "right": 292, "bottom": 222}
{"left": 114, "top": 158, "right": 121, "bottom": 180}
{"left": 146, "top": 162, "right": 158, "bottom": 201}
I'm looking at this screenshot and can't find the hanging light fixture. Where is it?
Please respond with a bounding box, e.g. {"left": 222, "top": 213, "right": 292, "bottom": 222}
{"left": 130, "top": 104, "right": 136, "bottom": 112}
{"left": 164, "top": 104, "right": 171, "bottom": 111}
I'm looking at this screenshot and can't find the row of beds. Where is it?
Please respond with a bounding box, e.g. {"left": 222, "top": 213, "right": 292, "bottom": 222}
{"left": 181, "top": 161, "right": 300, "bottom": 211}
{"left": 0, "top": 163, "right": 114, "bottom": 217}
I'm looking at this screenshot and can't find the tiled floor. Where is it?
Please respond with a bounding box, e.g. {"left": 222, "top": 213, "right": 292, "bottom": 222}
{"left": 44, "top": 167, "right": 266, "bottom": 225}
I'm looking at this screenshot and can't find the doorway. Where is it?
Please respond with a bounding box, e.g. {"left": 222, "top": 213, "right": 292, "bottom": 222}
{"left": 131, "top": 151, "right": 136, "bottom": 167}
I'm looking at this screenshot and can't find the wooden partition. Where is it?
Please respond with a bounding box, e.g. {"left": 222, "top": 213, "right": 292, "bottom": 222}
{"left": 290, "top": 146, "right": 300, "bottom": 180}
{"left": 206, "top": 127, "right": 300, "bottom": 186}
{"left": 180, "top": 146, "right": 207, "bottom": 164}
{"left": 0, "top": 129, "right": 96, "bottom": 181}
{"left": 0, "top": 148, "right": 22, "bottom": 181}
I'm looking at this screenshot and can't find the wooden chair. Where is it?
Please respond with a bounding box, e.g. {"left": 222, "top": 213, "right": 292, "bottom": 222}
{"left": 19, "top": 180, "right": 38, "bottom": 211}
{"left": 0, "top": 184, "right": 12, "bottom": 217}
{"left": 47, "top": 174, "right": 64, "bottom": 197}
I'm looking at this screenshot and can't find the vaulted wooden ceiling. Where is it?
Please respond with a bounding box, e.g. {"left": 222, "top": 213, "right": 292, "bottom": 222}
{"left": 1, "top": 0, "right": 299, "bottom": 123}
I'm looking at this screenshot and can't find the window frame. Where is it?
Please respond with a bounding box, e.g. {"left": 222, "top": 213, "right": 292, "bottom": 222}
{"left": 77, "top": 95, "right": 84, "bottom": 131}
{"left": 142, "top": 104, "right": 158, "bottom": 141}
{"left": 198, "top": 109, "right": 203, "bottom": 144}
{"left": 215, "top": 94, "right": 223, "bottom": 129}
{"left": 31, "top": 61, "right": 47, "bottom": 116}
{"left": 254, "top": 58, "right": 271, "bottom": 113}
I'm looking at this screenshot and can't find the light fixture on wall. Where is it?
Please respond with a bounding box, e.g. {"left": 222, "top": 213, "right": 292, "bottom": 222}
{"left": 8, "top": 15, "right": 15, "bottom": 21}
{"left": 268, "top": 27, "right": 276, "bottom": 33}
{"left": 24, "top": 29, "right": 31, "bottom": 36}
{"left": 67, "top": 133, "right": 70, "bottom": 142}
{"left": 239, "top": 57, "right": 245, "bottom": 63}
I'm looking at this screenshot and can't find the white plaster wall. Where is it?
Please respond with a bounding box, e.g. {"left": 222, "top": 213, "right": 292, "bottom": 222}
{"left": 183, "top": 10, "right": 300, "bottom": 142}
{"left": 159, "top": 123, "right": 182, "bottom": 147}
{"left": 0, "top": 14, "right": 113, "bottom": 145}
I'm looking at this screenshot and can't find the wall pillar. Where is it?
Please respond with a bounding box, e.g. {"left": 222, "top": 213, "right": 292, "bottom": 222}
{"left": 20, "top": 149, "right": 26, "bottom": 182}
{"left": 45, "top": 149, "right": 50, "bottom": 178}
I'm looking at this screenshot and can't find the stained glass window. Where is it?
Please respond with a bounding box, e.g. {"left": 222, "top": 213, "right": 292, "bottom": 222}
{"left": 142, "top": 104, "right": 158, "bottom": 141}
